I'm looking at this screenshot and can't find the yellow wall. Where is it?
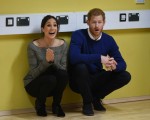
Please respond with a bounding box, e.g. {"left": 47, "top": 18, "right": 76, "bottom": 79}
{"left": 0, "top": 0, "right": 150, "bottom": 111}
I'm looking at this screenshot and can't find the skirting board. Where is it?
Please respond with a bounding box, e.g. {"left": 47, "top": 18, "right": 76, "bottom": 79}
{"left": 0, "top": 95, "right": 150, "bottom": 116}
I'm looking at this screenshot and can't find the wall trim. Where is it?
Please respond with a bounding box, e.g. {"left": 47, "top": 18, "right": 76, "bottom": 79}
{"left": 0, "top": 95, "right": 149, "bottom": 116}
{"left": 0, "top": 10, "right": 150, "bottom": 35}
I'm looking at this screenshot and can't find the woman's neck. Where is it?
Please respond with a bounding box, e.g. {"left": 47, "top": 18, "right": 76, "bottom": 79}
{"left": 36, "top": 37, "right": 55, "bottom": 48}
{"left": 43, "top": 37, "right": 55, "bottom": 47}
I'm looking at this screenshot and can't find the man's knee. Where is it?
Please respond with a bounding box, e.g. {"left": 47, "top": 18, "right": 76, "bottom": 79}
{"left": 74, "top": 64, "right": 87, "bottom": 70}
{"left": 73, "top": 64, "right": 89, "bottom": 75}
{"left": 122, "top": 71, "right": 131, "bottom": 85}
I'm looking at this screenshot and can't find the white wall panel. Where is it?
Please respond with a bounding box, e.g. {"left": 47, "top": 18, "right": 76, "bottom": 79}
{"left": 104, "top": 10, "right": 150, "bottom": 30}
{"left": 0, "top": 10, "right": 149, "bottom": 35}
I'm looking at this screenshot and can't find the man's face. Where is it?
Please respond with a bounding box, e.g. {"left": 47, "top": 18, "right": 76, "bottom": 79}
{"left": 87, "top": 15, "right": 105, "bottom": 39}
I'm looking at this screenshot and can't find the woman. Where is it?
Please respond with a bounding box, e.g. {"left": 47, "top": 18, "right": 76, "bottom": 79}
{"left": 24, "top": 15, "right": 68, "bottom": 117}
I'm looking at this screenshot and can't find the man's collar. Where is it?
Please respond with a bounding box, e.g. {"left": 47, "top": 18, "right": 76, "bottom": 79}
{"left": 87, "top": 28, "right": 102, "bottom": 41}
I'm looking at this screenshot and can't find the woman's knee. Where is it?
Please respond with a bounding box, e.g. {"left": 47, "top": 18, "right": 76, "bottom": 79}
{"left": 57, "top": 69, "right": 68, "bottom": 84}
{"left": 44, "top": 76, "right": 57, "bottom": 86}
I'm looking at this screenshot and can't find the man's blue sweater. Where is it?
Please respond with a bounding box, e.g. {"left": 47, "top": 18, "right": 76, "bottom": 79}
{"left": 69, "top": 29, "right": 126, "bottom": 73}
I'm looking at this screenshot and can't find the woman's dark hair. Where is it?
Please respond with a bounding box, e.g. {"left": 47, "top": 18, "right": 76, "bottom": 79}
{"left": 41, "top": 15, "right": 60, "bottom": 32}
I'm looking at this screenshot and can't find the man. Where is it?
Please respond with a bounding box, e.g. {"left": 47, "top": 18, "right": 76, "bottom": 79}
{"left": 68, "top": 8, "right": 131, "bottom": 116}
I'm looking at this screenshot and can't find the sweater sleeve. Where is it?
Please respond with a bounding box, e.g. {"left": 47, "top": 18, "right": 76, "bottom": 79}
{"left": 69, "top": 30, "right": 100, "bottom": 65}
{"left": 54, "top": 41, "right": 68, "bottom": 70}
{"left": 27, "top": 43, "right": 51, "bottom": 79}
{"left": 108, "top": 37, "right": 127, "bottom": 72}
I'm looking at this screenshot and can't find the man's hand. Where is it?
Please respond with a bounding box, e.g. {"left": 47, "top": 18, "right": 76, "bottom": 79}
{"left": 101, "top": 55, "right": 117, "bottom": 71}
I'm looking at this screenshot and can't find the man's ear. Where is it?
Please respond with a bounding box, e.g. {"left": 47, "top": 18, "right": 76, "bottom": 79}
{"left": 103, "top": 20, "right": 106, "bottom": 25}
{"left": 87, "top": 20, "right": 89, "bottom": 26}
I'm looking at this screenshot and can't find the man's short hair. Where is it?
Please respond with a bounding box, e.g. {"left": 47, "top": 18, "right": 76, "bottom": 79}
{"left": 87, "top": 8, "right": 105, "bottom": 21}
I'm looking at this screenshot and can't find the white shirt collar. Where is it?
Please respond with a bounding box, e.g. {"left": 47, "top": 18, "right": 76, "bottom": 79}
{"left": 87, "top": 28, "right": 102, "bottom": 41}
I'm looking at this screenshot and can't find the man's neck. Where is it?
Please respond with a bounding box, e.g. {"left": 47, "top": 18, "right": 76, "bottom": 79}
{"left": 87, "top": 29, "right": 102, "bottom": 41}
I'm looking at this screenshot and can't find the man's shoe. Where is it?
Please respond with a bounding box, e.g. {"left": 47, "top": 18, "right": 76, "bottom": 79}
{"left": 93, "top": 100, "right": 106, "bottom": 111}
{"left": 52, "top": 104, "right": 65, "bottom": 117}
{"left": 35, "top": 99, "right": 47, "bottom": 117}
{"left": 82, "top": 103, "right": 94, "bottom": 116}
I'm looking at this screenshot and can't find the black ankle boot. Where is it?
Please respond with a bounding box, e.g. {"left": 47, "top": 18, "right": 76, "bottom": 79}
{"left": 52, "top": 104, "right": 65, "bottom": 117}
{"left": 82, "top": 103, "right": 94, "bottom": 116}
{"left": 35, "top": 99, "right": 47, "bottom": 117}
{"left": 92, "top": 99, "right": 106, "bottom": 111}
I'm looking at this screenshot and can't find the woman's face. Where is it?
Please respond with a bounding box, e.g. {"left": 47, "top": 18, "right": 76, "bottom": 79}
{"left": 42, "top": 18, "right": 58, "bottom": 39}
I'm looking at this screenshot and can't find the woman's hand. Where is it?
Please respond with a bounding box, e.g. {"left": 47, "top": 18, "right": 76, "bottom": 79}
{"left": 46, "top": 48, "right": 54, "bottom": 62}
